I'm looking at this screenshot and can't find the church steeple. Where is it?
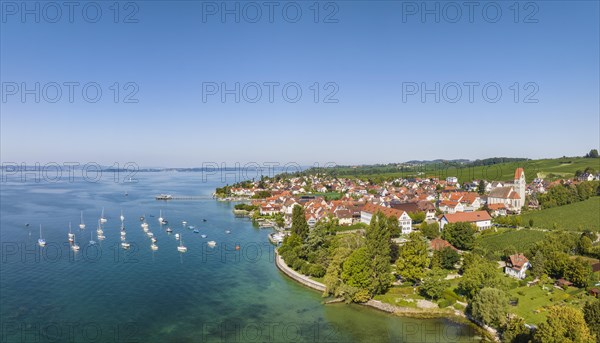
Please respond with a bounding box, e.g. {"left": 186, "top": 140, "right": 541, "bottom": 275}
{"left": 514, "top": 168, "right": 525, "bottom": 208}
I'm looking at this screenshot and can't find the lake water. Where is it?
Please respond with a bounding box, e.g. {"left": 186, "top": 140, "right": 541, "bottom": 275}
{"left": 0, "top": 171, "right": 479, "bottom": 342}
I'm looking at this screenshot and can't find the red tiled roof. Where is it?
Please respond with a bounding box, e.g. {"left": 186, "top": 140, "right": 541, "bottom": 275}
{"left": 442, "top": 210, "right": 491, "bottom": 223}
{"left": 362, "top": 203, "right": 406, "bottom": 219}
{"left": 508, "top": 253, "right": 529, "bottom": 270}
{"left": 430, "top": 238, "right": 458, "bottom": 251}
{"left": 515, "top": 168, "right": 524, "bottom": 179}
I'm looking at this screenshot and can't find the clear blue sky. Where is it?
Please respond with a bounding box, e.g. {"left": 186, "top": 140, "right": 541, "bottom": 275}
{"left": 1, "top": 1, "right": 598, "bottom": 167}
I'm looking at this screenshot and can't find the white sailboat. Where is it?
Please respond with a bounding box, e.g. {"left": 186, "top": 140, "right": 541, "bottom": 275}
{"left": 146, "top": 231, "right": 154, "bottom": 237}
{"left": 120, "top": 209, "right": 125, "bottom": 222}
{"left": 150, "top": 243, "right": 158, "bottom": 250}
{"left": 71, "top": 235, "right": 80, "bottom": 251}
{"left": 96, "top": 220, "right": 104, "bottom": 235}
{"left": 177, "top": 235, "right": 187, "bottom": 252}
{"left": 100, "top": 208, "right": 107, "bottom": 224}
{"left": 158, "top": 210, "right": 163, "bottom": 224}
{"left": 68, "top": 222, "right": 74, "bottom": 243}
{"left": 121, "top": 241, "right": 130, "bottom": 249}
{"left": 89, "top": 230, "right": 96, "bottom": 245}
{"left": 207, "top": 240, "right": 217, "bottom": 247}
{"left": 38, "top": 224, "right": 46, "bottom": 247}
{"left": 79, "top": 211, "right": 86, "bottom": 229}
{"left": 175, "top": 233, "right": 180, "bottom": 240}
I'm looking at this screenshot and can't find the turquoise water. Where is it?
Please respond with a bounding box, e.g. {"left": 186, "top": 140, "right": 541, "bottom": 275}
{"left": 0, "top": 172, "right": 479, "bottom": 342}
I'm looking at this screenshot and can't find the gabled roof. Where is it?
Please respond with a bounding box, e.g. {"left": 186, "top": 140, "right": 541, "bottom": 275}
{"left": 507, "top": 253, "right": 529, "bottom": 270}
{"left": 441, "top": 210, "right": 491, "bottom": 223}
{"left": 430, "top": 238, "right": 458, "bottom": 251}
{"left": 362, "top": 203, "right": 407, "bottom": 219}
{"left": 488, "top": 187, "right": 514, "bottom": 199}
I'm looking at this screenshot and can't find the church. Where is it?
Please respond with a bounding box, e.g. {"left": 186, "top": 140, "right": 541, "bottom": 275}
{"left": 487, "top": 168, "right": 526, "bottom": 213}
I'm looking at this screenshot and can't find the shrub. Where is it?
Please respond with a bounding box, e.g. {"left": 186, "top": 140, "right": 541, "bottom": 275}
{"left": 438, "top": 298, "right": 455, "bottom": 308}
{"left": 309, "top": 264, "right": 326, "bottom": 278}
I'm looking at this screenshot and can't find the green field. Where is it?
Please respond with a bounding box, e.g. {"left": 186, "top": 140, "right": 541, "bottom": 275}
{"left": 477, "top": 229, "right": 547, "bottom": 254}
{"left": 297, "top": 191, "right": 343, "bottom": 200}
{"left": 522, "top": 197, "right": 600, "bottom": 231}
{"left": 307, "top": 157, "right": 600, "bottom": 183}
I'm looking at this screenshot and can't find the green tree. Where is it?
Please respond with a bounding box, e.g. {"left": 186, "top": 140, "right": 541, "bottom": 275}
{"left": 341, "top": 247, "right": 372, "bottom": 290}
{"left": 458, "top": 255, "right": 507, "bottom": 299}
{"left": 421, "top": 221, "right": 440, "bottom": 239}
{"left": 566, "top": 257, "right": 592, "bottom": 288}
{"left": 583, "top": 300, "right": 600, "bottom": 343}
{"left": 501, "top": 316, "right": 532, "bottom": 343}
{"left": 471, "top": 287, "right": 508, "bottom": 328}
{"left": 419, "top": 268, "right": 449, "bottom": 300}
{"left": 396, "top": 232, "right": 430, "bottom": 284}
{"left": 434, "top": 246, "right": 460, "bottom": 270}
{"left": 533, "top": 306, "right": 595, "bottom": 343}
{"left": 291, "top": 205, "right": 309, "bottom": 241}
{"left": 585, "top": 149, "right": 599, "bottom": 158}
{"left": 365, "top": 212, "right": 394, "bottom": 295}
{"left": 478, "top": 180, "right": 486, "bottom": 195}
{"left": 442, "top": 222, "right": 476, "bottom": 250}
{"left": 578, "top": 235, "right": 593, "bottom": 255}
{"left": 323, "top": 247, "right": 352, "bottom": 296}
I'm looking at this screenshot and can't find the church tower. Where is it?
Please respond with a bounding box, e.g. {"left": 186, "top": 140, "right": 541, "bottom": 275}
{"left": 514, "top": 168, "right": 526, "bottom": 208}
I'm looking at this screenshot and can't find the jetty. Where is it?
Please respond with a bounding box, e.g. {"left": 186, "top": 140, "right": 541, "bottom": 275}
{"left": 155, "top": 194, "right": 208, "bottom": 201}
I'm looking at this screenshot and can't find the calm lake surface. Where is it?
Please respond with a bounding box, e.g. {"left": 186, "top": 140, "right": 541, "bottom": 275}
{"left": 0, "top": 171, "right": 480, "bottom": 342}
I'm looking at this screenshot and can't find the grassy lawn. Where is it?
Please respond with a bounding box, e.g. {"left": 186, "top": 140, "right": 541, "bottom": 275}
{"left": 507, "top": 283, "right": 597, "bottom": 325}
{"left": 522, "top": 197, "right": 600, "bottom": 231}
{"left": 476, "top": 229, "right": 547, "bottom": 254}
{"left": 298, "top": 191, "right": 343, "bottom": 200}
{"left": 335, "top": 222, "right": 368, "bottom": 232}
{"left": 374, "top": 286, "right": 423, "bottom": 307}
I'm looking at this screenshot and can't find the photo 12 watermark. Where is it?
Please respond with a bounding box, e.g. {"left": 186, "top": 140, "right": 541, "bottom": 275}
{"left": 202, "top": 82, "right": 339, "bottom": 104}
{"left": 0, "top": 162, "right": 139, "bottom": 183}
{"left": 1, "top": 82, "right": 139, "bottom": 104}
{"left": 200, "top": 1, "right": 339, "bottom": 24}
{"left": 200, "top": 161, "right": 338, "bottom": 183}
{"left": 400, "top": 1, "right": 539, "bottom": 24}
{"left": 0, "top": 241, "right": 276, "bottom": 265}
{"left": 1, "top": 321, "right": 140, "bottom": 342}
{"left": 1, "top": 1, "right": 140, "bottom": 24}
{"left": 401, "top": 81, "right": 540, "bottom": 104}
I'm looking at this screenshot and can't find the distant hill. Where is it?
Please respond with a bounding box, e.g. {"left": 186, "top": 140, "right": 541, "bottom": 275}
{"left": 298, "top": 157, "right": 599, "bottom": 183}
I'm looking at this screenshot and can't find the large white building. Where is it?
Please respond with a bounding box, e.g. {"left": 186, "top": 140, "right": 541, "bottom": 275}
{"left": 361, "top": 203, "right": 412, "bottom": 234}
{"left": 438, "top": 210, "right": 492, "bottom": 231}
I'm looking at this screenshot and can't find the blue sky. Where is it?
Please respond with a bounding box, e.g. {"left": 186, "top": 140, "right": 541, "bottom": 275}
{"left": 1, "top": 1, "right": 598, "bottom": 167}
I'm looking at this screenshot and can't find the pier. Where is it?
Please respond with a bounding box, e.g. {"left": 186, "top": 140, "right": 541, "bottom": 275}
{"left": 155, "top": 194, "right": 210, "bottom": 201}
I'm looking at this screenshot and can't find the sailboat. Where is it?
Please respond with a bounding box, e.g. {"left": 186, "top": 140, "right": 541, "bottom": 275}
{"left": 121, "top": 241, "right": 130, "bottom": 249}
{"left": 177, "top": 235, "right": 187, "bottom": 252}
{"left": 100, "top": 208, "right": 107, "bottom": 223}
{"left": 38, "top": 224, "right": 46, "bottom": 247}
{"left": 207, "top": 240, "right": 217, "bottom": 247}
{"left": 68, "top": 222, "right": 74, "bottom": 242}
{"left": 79, "top": 211, "right": 86, "bottom": 229}
{"left": 71, "top": 234, "right": 80, "bottom": 251}
{"left": 89, "top": 230, "right": 96, "bottom": 245}
{"left": 120, "top": 209, "right": 125, "bottom": 222}
{"left": 96, "top": 220, "right": 104, "bottom": 235}
{"left": 158, "top": 210, "right": 164, "bottom": 224}
{"left": 150, "top": 243, "right": 158, "bottom": 250}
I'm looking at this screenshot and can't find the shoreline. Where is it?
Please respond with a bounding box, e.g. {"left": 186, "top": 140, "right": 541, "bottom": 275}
{"left": 273, "top": 249, "right": 498, "bottom": 341}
